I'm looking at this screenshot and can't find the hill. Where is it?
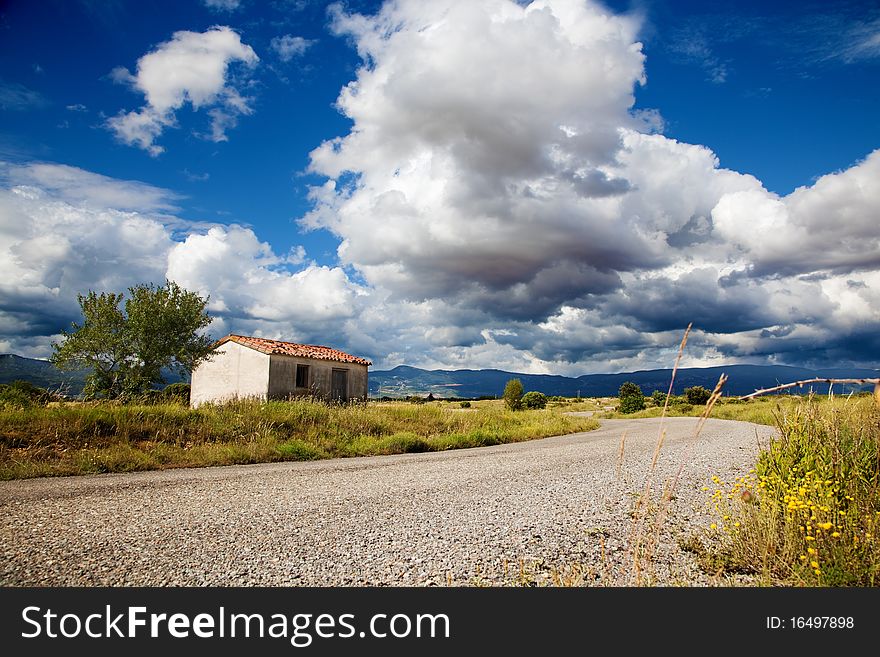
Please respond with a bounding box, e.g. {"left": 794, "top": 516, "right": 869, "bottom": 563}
{"left": 3, "top": 353, "right": 875, "bottom": 400}
{"left": 370, "top": 363, "right": 879, "bottom": 398}
{"left": 0, "top": 354, "right": 89, "bottom": 395}
{"left": 0, "top": 354, "right": 185, "bottom": 396}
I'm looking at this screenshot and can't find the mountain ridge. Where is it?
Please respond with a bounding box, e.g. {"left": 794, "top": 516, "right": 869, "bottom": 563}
{"left": 2, "top": 353, "right": 876, "bottom": 399}
{"left": 370, "top": 363, "right": 879, "bottom": 398}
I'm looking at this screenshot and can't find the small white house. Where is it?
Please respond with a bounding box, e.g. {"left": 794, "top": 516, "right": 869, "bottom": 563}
{"left": 190, "top": 334, "right": 371, "bottom": 407}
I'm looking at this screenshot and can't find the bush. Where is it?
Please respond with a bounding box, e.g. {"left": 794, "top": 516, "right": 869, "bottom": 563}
{"left": 684, "top": 385, "right": 712, "bottom": 405}
{"left": 619, "top": 395, "right": 646, "bottom": 414}
{"left": 617, "top": 381, "right": 645, "bottom": 414}
{"left": 459, "top": 401, "right": 471, "bottom": 408}
{"left": 0, "top": 380, "right": 49, "bottom": 409}
{"left": 503, "top": 378, "right": 524, "bottom": 411}
{"left": 521, "top": 391, "right": 548, "bottom": 409}
{"left": 163, "top": 383, "right": 191, "bottom": 404}
{"left": 651, "top": 390, "right": 667, "bottom": 407}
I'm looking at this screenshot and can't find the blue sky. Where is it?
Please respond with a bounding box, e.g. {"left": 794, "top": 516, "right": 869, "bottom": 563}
{"left": 1, "top": 0, "right": 878, "bottom": 374}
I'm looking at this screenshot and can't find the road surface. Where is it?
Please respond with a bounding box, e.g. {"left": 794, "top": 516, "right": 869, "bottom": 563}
{"left": 0, "top": 417, "right": 773, "bottom": 586}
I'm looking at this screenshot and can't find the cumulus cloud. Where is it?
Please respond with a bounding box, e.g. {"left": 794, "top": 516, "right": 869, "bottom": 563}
{"left": 166, "top": 226, "right": 365, "bottom": 333}
{"left": 713, "top": 150, "right": 880, "bottom": 277}
{"left": 297, "top": 0, "right": 880, "bottom": 371}
{"left": 271, "top": 35, "right": 315, "bottom": 61}
{"left": 4, "top": 0, "right": 879, "bottom": 374}
{"left": 0, "top": 161, "right": 361, "bottom": 358}
{"left": 106, "top": 26, "right": 258, "bottom": 155}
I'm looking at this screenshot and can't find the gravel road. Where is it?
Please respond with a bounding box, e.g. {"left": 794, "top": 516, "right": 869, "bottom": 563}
{"left": 1, "top": 417, "right": 774, "bottom": 586}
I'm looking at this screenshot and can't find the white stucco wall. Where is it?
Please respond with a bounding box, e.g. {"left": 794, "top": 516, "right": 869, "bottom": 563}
{"left": 190, "top": 341, "right": 270, "bottom": 407}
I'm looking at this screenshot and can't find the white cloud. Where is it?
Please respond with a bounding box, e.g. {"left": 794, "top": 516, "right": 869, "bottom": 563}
{"left": 3, "top": 1, "right": 879, "bottom": 374}
{"left": 106, "top": 26, "right": 258, "bottom": 155}
{"left": 271, "top": 35, "right": 315, "bottom": 61}
{"left": 0, "top": 80, "right": 47, "bottom": 111}
{"left": 297, "top": 0, "right": 880, "bottom": 371}
{"left": 712, "top": 150, "right": 880, "bottom": 276}
{"left": 166, "top": 226, "right": 364, "bottom": 332}
{"left": 0, "top": 161, "right": 365, "bottom": 359}
{"left": 0, "top": 162, "right": 181, "bottom": 212}
{"left": 203, "top": 0, "right": 241, "bottom": 12}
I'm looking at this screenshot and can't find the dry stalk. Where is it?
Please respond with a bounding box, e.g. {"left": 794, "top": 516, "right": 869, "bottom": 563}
{"left": 628, "top": 323, "right": 691, "bottom": 585}
{"left": 616, "top": 431, "right": 627, "bottom": 479}
{"left": 640, "top": 373, "right": 728, "bottom": 581}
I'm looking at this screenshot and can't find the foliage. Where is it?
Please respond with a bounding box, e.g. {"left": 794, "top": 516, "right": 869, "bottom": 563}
{"left": 0, "top": 398, "right": 600, "bottom": 479}
{"left": 684, "top": 385, "right": 712, "bottom": 405}
{"left": 705, "top": 397, "right": 879, "bottom": 585}
{"left": 503, "top": 378, "right": 524, "bottom": 411}
{"left": 459, "top": 401, "right": 471, "bottom": 408}
{"left": 51, "top": 281, "right": 213, "bottom": 399}
{"left": 521, "top": 391, "right": 548, "bottom": 409}
{"left": 162, "top": 383, "right": 191, "bottom": 404}
{"left": 0, "top": 380, "right": 50, "bottom": 409}
{"left": 651, "top": 390, "right": 667, "bottom": 407}
{"left": 617, "top": 381, "right": 645, "bottom": 414}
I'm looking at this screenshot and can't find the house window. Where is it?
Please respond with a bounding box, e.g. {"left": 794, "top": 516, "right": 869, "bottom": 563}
{"left": 295, "top": 364, "right": 310, "bottom": 388}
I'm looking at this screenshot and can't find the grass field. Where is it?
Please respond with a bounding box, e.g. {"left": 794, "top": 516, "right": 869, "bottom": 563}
{"left": 597, "top": 394, "right": 858, "bottom": 427}
{"left": 692, "top": 394, "right": 880, "bottom": 586}
{"left": 0, "top": 397, "right": 599, "bottom": 480}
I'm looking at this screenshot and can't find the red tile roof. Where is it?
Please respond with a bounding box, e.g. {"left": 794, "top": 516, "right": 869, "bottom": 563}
{"left": 216, "top": 335, "right": 372, "bottom": 366}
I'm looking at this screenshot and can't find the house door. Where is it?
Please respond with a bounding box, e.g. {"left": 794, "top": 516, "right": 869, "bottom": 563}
{"left": 331, "top": 369, "right": 348, "bottom": 402}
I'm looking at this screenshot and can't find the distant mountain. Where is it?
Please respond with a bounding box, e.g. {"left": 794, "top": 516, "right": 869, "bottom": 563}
{"left": 3, "top": 353, "right": 876, "bottom": 400}
{"left": 0, "top": 354, "right": 89, "bottom": 395}
{"left": 369, "top": 364, "right": 880, "bottom": 399}
{"left": 0, "top": 354, "right": 187, "bottom": 396}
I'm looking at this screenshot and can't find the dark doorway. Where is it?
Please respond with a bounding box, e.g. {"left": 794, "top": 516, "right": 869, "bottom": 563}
{"left": 331, "top": 369, "right": 348, "bottom": 402}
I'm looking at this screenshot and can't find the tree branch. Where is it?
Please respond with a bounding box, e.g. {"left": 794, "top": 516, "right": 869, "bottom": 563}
{"left": 738, "top": 378, "right": 880, "bottom": 403}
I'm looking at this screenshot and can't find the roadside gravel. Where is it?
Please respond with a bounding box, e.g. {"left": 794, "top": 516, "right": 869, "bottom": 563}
{"left": 0, "top": 417, "right": 774, "bottom": 586}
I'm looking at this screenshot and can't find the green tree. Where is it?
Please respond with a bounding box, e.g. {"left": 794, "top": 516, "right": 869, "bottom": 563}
{"left": 51, "top": 281, "right": 214, "bottom": 399}
{"left": 521, "top": 391, "right": 548, "bottom": 409}
{"left": 618, "top": 381, "right": 645, "bottom": 414}
{"left": 503, "top": 378, "right": 524, "bottom": 410}
{"left": 684, "top": 385, "right": 712, "bottom": 405}
{"left": 651, "top": 390, "right": 667, "bottom": 407}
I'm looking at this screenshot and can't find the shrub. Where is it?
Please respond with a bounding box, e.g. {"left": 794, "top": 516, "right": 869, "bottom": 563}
{"left": 0, "top": 380, "right": 49, "bottom": 409}
{"left": 521, "top": 391, "right": 548, "bottom": 409}
{"left": 684, "top": 385, "right": 712, "bottom": 406}
{"left": 459, "top": 401, "right": 471, "bottom": 408}
{"left": 163, "top": 383, "right": 191, "bottom": 404}
{"left": 503, "top": 378, "right": 524, "bottom": 411}
{"left": 651, "top": 390, "right": 667, "bottom": 407}
{"left": 619, "top": 395, "right": 646, "bottom": 414}
{"left": 617, "top": 381, "right": 645, "bottom": 414}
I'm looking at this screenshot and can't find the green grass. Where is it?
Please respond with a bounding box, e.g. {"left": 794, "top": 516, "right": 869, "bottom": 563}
{"left": 0, "top": 398, "right": 599, "bottom": 479}
{"left": 597, "top": 394, "right": 847, "bottom": 426}
{"left": 700, "top": 395, "right": 880, "bottom": 586}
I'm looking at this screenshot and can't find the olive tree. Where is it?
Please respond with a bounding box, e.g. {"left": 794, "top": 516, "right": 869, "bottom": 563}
{"left": 618, "top": 381, "right": 646, "bottom": 414}
{"left": 51, "top": 281, "right": 214, "bottom": 399}
{"left": 503, "top": 378, "right": 524, "bottom": 410}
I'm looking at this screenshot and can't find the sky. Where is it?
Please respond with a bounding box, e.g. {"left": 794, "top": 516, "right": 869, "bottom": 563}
{"left": 0, "top": 0, "right": 879, "bottom": 375}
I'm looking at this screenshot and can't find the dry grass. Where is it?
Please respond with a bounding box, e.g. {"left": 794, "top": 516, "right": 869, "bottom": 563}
{"left": 0, "top": 397, "right": 599, "bottom": 480}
